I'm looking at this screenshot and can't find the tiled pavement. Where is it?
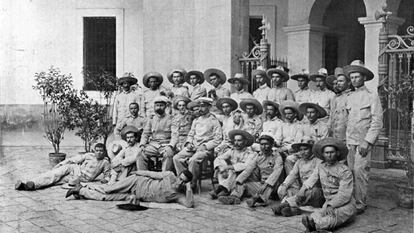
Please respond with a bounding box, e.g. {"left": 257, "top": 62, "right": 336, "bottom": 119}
{"left": 0, "top": 146, "right": 413, "bottom": 233}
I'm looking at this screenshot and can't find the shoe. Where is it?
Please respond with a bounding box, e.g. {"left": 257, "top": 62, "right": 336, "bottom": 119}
{"left": 280, "top": 206, "right": 293, "bottom": 217}
{"left": 218, "top": 195, "right": 241, "bottom": 205}
{"left": 291, "top": 206, "right": 302, "bottom": 215}
{"left": 65, "top": 184, "right": 82, "bottom": 199}
{"left": 209, "top": 190, "right": 218, "bottom": 200}
{"left": 217, "top": 189, "right": 230, "bottom": 197}
{"left": 15, "top": 180, "right": 26, "bottom": 190}
{"left": 271, "top": 202, "right": 289, "bottom": 216}
{"left": 301, "top": 215, "right": 316, "bottom": 232}
{"left": 25, "top": 181, "right": 35, "bottom": 191}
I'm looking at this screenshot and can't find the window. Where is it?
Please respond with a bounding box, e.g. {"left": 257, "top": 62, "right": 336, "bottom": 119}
{"left": 83, "top": 17, "right": 116, "bottom": 90}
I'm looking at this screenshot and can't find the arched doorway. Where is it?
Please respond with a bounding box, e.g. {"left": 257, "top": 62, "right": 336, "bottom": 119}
{"left": 320, "top": 0, "right": 366, "bottom": 74}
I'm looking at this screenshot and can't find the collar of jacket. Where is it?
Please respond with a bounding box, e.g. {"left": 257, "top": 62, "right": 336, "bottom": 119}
{"left": 258, "top": 83, "right": 269, "bottom": 89}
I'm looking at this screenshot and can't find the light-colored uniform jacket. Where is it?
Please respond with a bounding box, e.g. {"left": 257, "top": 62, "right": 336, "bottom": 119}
{"left": 329, "top": 89, "right": 351, "bottom": 141}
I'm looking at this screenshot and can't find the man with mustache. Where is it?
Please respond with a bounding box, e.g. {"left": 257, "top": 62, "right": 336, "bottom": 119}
{"left": 267, "top": 66, "right": 295, "bottom": 103}
{"left": 142, "top": 72, "right": 169, "bottom": 118}
{"left": 252, "top": 67, "right": 271, "bottom": 104}
{"left": 309, "top": 68, "right": 335, "bottom": 116}
{"left": 261, "top": 100, "right": 283, "bottom": 140}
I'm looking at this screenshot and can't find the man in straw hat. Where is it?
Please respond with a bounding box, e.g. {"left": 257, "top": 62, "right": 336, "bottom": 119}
{"left": 252, "top": 66, "right": 271, "bottom": 104}
{"left": 112, "top": 73, "right": 144, "bottom": 126}
{"left": 299, "top": 102, "right": 329, "bottom": 142}
{"left": 267, "top": 66, "right": 295, "bottom": 103}
{"left": 171, "top": 96, "right": 194, "bottom": 151}
{"left": 173, "top": 97, "right": 223, "bottom": 190}
{"left": 142, "top": 71, "right": 168, "bottom": 118}
{"left": 343, "top": 60, "right": 383, "bottom": 213}
{"left": 299, "top": 138, "right": 356, "bottom": 232}
{"left": 274, "top": 140, "right": 323, "bottom": 217}
{"left": 185, "top": 70, "right": 207, "bottom": 100}
{"left": 292, "top": 69, "right": 313, "bottom": 104}
{"left": 205, "top": 68, "right": 231, "bottom": 115}
{"left": 15, "top": 143, "right": 110, "bottom": 191}
{"left": 240, "top": 98, "right": 263, "bottom": 140}
{"left": 262, "top": 100, "right": 283, "bottom": 140}
{"left": 167, "top": 68, "right": 190, "bottom": 98}
{"left": 221, "top": 134, "right": 283, "bottom": 207}
{"left": 136, "top": 96, "right": 177, "bottom": 172}
{"left": 212, "top": 130, "right": 257, "bottom": 201}
{"left": 309, "top": 68, "right": 335, "bottom": 116}
{"left": 114, "top": 102, "right": 146, "bottom": 140}
{"left": 229, "top": 73, "right": 253, "bottom": 104}
{"left": 329, "top": 67, "right": 352, "bottom": 142}
{"left": 275, "top": 101, "right": 304, "bottom": 151}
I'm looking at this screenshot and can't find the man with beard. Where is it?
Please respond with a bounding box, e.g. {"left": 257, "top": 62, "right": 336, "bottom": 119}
{"left": 112, "top": 73, "right": 144, "bottom": 126}
{"left": 267, "top": 66, "right": 295, "bottom": 103}
{"left": 252, "top": 67, "right": 271, "bottom": 104}
{"left": 168, "top": 68, "right": 190, "bottom": 98}
{"left": 211, "top": 130, "right": 257, "bottom": 200}
{"left": 309, "top": 68, "right": 335, "bottom": 116}
{"left": 229, "top": 73, "right": 253, "bottom": 104}
{"left": 204, "top": 68, "right": 231, "bottom": 115}
{"left": 186, "top": 70, "right": 207, "bottom": 100}
{"left": 172, "top": 96, "right": 194, "bottom": 152}
{"left": 219, "top": 135, "right": 283, "bottom": 207}
{"left": 274, "top": 141, "right": 323, "bottom": 217}
{"left": 329, "top": 67, "right": 352, "bottom": 141}
{"left": 173, "top": 97, "right": 223, "bottom": 190}
{"left": 15, "top": 143, "right": 110, "bottom": 191}
{"left": 114, "top": 102, "right": 146, "bottom": 139}
{"left": 240, "top": 98, "right": 263, "bottom": 141}
{"left": 66, "top": 169, "right": 195, "bottom": 208}
{"left": 343, "top": 60, "right": 383, "bottom": 214}
{"left": 292, "top": 70, "right": 313, "bottom": 104}
{"left": 136, "top": 96, "right": 177, "bottom": 172}
{"left": 142, "top": 72, "right": 169, "bottom": 118}
{"left": 261, "top": 100, "right": 283, "bottom": 140}
{"left": 300, "top": 138, "right": 356, "bottom": 232}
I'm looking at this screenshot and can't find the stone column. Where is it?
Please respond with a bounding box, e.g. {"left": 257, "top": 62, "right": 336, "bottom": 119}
{"left": 283, "top": 24, "right": 329, "bottom": 91}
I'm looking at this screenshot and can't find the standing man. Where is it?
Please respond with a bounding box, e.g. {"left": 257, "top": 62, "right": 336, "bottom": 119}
{"left": 168, "top": 68, "right": 190, "bottom": 98}
{"left": 136, "top": 96, "right": 177, "bottom": 172}
{"left": 112, "top": 73, "right": 144, "bottom": 126}
{"left": 229, "top": 73, "right": 253, "bottom": 104}
{"left": 204, "top": 68, "right": 231, "bottom": 115}
{"left": 344, "top": 60, "right": 383, "bottom": 213}
{"left": 240, "top": 98, "right": 263, "bottom": 140}
{"left": 267, "top": 66, "right": 295, "bottom": 103}
{"left": 185, "top": 70, "right": 207, "bottom": 100}
{"left": 114, "top": 102, "right": 146, "bottom": 139}
{"left": 173, "top": 97, "right": 223, "bottom": 190}
{"left": 309, "top": 68, "right": 335, "bottom": 116}
{"left": 291, "top": 70, "right": 313, "bottom": 104}
{"left": 142, "top": 72, "right": 168, "bottom": 118}
{"left": 262, "top": 100, "right": 283, "bottom": 140}
{"left": 252, "top": 67, "right": 271, "bottom": 104}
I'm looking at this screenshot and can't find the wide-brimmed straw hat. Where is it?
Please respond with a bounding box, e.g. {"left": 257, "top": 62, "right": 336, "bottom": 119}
{"left": 167, "top": 68, "right": 187, "bottom": 84}
{"left": 266, "top": 66, "right": 289, "bottom": 82}
{"left": 312, "top": 137, "right": 349, "bottom": 161}
{"left": 292, "top": 140, "right": 314, "bottom": 151}
{"left": 120, "top": 125, "right": 140, "bottom": 140}
{"left": 310, "top": 68, "right": 328, "bottom": 82}
{"left": 143, "top": 72, "right": 163, "bottom": 88}
{"left": 118, "top": 73, "right": 138, "bottom": 85}
{"left": 262, "top": 100, "right": 279, "bottom": 111}
{"left": 216, "top": 97, "right": 238, "bottom": 112}
{"left": 184, "top": 70, "right": 204, "bottom": 85}
{"left": 299, "top": 102, "right": 327, "bottom": 119}
{"left": 153, "top": 96, "right": 171, "bottom": 105}
{"left": 291, "top": 69, "right": 310, "bottom": 81}
{"left": 257, "top": 134, "right": 275, "bottom": 146}
{"left": 279, "top": 100, "right": 302, "bottom": 120}
{"left": 228, "top": 73, "right": 250, "bottom": 85}
{"left": 228, "top": 129, "right": 255, "bottom": 147}
{"left": 196, "top": 97, "right": 213, "bottom": 106}
{"left": 240, "top": 98, "right": 263, "bottom": 115}
{"left": 172, "top": 96, "right": 191, "bottom": 110}
{"left": 204, "top": 68, "right": 227, "bottom": 85}
{"left": 252, "top": 66, "right": 269, "bottom": 82}
{"left": 343, "top": 60, "right": 374, "bottom": 81}
{"left": 187, "top": 101, "right": 200, "bottom": 110}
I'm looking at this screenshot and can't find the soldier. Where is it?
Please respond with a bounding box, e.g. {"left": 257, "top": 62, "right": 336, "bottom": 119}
{"left": 252, "top": 67, "right": 271, "bottom": 104}
{"left": 114, "top": 102, "right": 146, "bottom": 140}
{"left": 167, "top": 68, "right": 190, "bottom": 98}
{"left": 299, "top": 102, "right": 329, "bottom": 142}
{"left": 329, "top": 67, "right": 352, "bottom": 142}
{"left": 343, "top": 60, "right": 383, "bottom": 213}
{"left": 185, "top": 70, "right": 207, "bottom": 100}
{"left": 229, "top": 73, "right": 253, "bottom": 104}
{"left": 171, "top": 96, "right": 194, "bottom": 152}
{"left": 173, "top": 97, "right": 223, "bottom": 190}
{"left": 15, "top": 143, "right": 110, "bottom": 191}
{"left": 220, "top": 135, "right": 284, "bottom": 207}
{"left": 261, "top": 100, "right": 283, "bottom": 140}
{"left": 112, "top": 73, "right": 144, "bottom": 126}
{"left": 136, "top": 96, "right": 177, "bottom": 172}
{"left": 291, "top": 70, "right": 313, "bottom": 104}
{"left": 267, "top": 66, "right": 295, "bottom": 103}
{"left": 142, "top": 72, "right": 168, "bottom": 118}
{"left": 211, "top": 130, "right": 257, "bottom": 200}
{"left": 240, "top": 98, "right": 263, "bottom": 140}
{"left": 215, "top": 98, "right": 242, "bottom": 156}
{"left": 300, "top": 138, "right": 356, "bottom": 232}
{"left": 274, "top": 141, "right": 323, "bottom": 217}
{"left": 309, "top": 68, "right": 335, "bottom": 116}
{"left": 204, "top": 68, "right": 231, "bottom": 115}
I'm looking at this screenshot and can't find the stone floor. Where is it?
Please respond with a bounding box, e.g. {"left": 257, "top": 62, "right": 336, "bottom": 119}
{"left": 0, "top": 146, "right": 413, "bottom": 233}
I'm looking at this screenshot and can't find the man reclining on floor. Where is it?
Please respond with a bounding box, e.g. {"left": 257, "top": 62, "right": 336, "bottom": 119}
{"left": 65, "top": 170, "right": 195, "bottom": 208}
{"left": 15, "top": 143, "right": 110, "bottom": 191}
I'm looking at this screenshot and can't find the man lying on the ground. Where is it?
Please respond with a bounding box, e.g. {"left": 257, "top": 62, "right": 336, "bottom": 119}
{"left": 65, "top": 170, "right": 194, "bottom": 208}
{"left": 15, "top": 143, "right": 110, "bottom": 191}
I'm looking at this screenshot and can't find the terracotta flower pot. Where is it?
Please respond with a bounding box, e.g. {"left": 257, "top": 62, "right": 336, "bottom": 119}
{"left": 395, "top": 183, "right": 414, "bottom": 209}
{"left": 49, "top": 153, "right": 66, "bottom": 168}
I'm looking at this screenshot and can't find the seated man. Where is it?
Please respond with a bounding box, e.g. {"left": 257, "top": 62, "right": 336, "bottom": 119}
{"left": 66, "top": 170, "right": 195, "bottom": 208}
{"left": 219, "top": 135, "right": 283, "bottom": 207}
{"left": 114, "top": 102, "right": 146, "bottom": 140}
{"left": 173, "top": 97, "right": 222, "bottom": 190}
{"left": 110, "top": 126, "right": 141, "bottom": 183}
{"left": 15, "top": 143, "right": 110, "bottom": 191}
{"left": 210, "top": 130, "right": 257, "bottom": 200}
{"left": 298, "top": 102, "right": 329, "bottom": 142}
{"left": 299, "top": 138, "right": 356, "bottom": 232}
{"left": 273, "top": 141, "right": 323, "bottom": 217}
{"left": 262, "top": 100, "right": 283, "bottom": 140}
{"left": 137, "top": 96, "right": 177, "bottom": 172}
{"left": 171, "top": 96, "right": 194, "bottom": 151}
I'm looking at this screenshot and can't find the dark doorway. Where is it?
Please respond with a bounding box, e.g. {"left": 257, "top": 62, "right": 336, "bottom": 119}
{"left": 249, "top": 17, "right": 262, "bottom": 52}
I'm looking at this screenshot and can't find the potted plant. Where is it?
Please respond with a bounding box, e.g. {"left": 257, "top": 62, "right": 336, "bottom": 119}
{"left": 33, "top": 66, "right": 77, "bottom": 167}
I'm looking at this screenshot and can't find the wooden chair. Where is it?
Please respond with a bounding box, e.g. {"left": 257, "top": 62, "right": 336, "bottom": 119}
{"left": 197, "top": 153, "right": 217, "bottom": 194}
